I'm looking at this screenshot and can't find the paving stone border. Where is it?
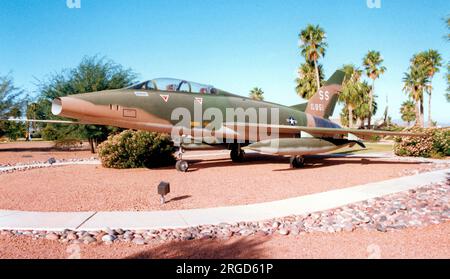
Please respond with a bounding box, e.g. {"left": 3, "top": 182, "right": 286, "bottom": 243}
{"left": 0, "top": 158, "right": 99, "bottom": 174}
{"left": 1, "top": 181, "right": 448, "bottom": 245}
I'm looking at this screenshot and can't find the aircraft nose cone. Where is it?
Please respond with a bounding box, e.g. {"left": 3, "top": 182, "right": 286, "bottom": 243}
{"left": 51, "top": 98, "right": 62, "bottom": 115}
{"left": 51, "top": 96, "right": 83, "bottom": 119}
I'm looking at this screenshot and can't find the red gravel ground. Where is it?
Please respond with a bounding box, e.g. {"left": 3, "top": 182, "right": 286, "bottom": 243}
{"left": 0, "top": 222, "right": 448, "bottom": 259}
{"left": 0, "top": 140, "right": 434, "bottom": 212}
{"left": 0, "top": 153, "right": 432, "bottom": 211}
{"left": 0, "top": 141, "right": 95, "bottom": 165}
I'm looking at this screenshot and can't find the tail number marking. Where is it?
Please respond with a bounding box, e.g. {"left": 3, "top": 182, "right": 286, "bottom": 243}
{"left": 310, "top": 103, "right": 324, "bottom": 112}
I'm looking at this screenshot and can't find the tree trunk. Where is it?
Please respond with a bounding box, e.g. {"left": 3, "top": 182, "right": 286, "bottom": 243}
{"left": 26, "top": 122, "right": 31, "bottom": 141}
{"left": 368, "top": 79, "right": 374, "bottom": 129}
{"left": 428, "top": 85, "right": 432, "bottom": 127}
{"left": 88, "top": 138, "right": 95, "bottom": 154}
{"left": 93, "top": 138, "right": 98, "bottom": 150}
{"left": 313, "top": 59, "right": 321, "bottom": 92}
{"left": 348, "top": 105, "right": 354, "bottom": 128}
{"left": 414, "top": 99, "right": 420, "bottom": 127}
{"left": 420, "top": 98, "right": 424, "bottom": 128}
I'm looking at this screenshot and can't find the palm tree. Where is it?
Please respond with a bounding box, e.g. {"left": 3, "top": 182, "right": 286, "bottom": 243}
{"left": 339, "top": 65, "right": 362, "bottom": 128}
{"left": 295, "top": 62, "right": 324, "bottom": 99}
{"left": 445, "top": 17, "right": 450, "bottom": 102}
{"left": 25, "top": 101, "right": 39, "bottom": 140}
{"left": 299, "top": 24, "right": 327, "bottom": 92}
{"left": 354, "top": 81, "right": 376, "bottom": 128}
{"left": 400, "top": 100, "right": 416, "bottom": 127}
{"left": 447, "top": 62, "right": 450, "bottom": 102}
{"left": 362, "top": 50, "right": 386, "bottom": 129}
{"left": 446, "top": 16, "right": 450, "bottom": 41}
{"left": 412, "top": 50, "right": 442, "bottom": 126}
{"left": 249, "top": 87, "right": 264, "bottom": 101}
{"left": 402, "top": 64, "right": 429, "bottom": 127}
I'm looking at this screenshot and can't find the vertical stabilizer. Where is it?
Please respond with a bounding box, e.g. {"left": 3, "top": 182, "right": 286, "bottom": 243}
{"left": 305, "top": 70, "right": 345, "bottom": 119}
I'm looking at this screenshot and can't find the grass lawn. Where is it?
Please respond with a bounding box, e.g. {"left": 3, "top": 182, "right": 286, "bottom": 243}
{"left": 0, "top": 138, "right": 48, "bottom": 144}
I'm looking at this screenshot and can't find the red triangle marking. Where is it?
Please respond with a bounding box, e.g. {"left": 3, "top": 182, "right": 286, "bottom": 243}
{"left": 160, "top": 94, "right": 169, "bottom": 102}
{"left": 194, "top": 97, "right": 203, "bottom": 104}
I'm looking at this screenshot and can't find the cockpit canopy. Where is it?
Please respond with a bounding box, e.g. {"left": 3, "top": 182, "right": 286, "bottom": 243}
{"left": 129, "top": 78, "right": 218, "bottom": 94}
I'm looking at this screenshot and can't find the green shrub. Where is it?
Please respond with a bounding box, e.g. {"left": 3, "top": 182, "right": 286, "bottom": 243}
{"left": 97, "top": 130, "right": 176, "bottom": 169}
{"left": 0, "top": 121, "right": 25, "bottom": 140}
{"left": 394, "top": 128, "right": 450, "bottom": 158}
{"left": 41, "top": 125, "right": 59, "bottom": 141}
{"left": 368, "top": 135, "right": 381, "bottom": 142}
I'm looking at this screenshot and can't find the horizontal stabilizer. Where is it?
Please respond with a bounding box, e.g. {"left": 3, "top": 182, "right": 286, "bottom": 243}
{"left": 290, "top": 102, "right": 308, "bottom": 111}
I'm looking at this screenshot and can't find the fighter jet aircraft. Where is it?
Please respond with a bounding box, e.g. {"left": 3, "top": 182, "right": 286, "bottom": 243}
{"left": 30, "top": 69, "right": 421, "bottom": 172}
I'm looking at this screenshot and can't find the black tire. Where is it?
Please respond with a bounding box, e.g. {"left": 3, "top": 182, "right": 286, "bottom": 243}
{"left": 175, "top": 160, "right": 189, "bottom": 172}
{"left": 230, "top": 149, "right": 245, "bottom": 162}
{"left": 290, "top": 156, "right": 304, "bottom": 168}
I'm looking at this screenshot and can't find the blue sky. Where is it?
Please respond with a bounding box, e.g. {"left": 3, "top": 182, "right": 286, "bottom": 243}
{"left": 1, "top": 0, "right": 449, "bottom": 123}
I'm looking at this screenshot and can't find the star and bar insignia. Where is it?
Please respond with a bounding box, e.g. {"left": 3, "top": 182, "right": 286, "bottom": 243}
{"left": 287, "top": 116, "right": 297, "bottom": 126}
{"left": 194, "top": 97, "right": 203, "bottom": 105}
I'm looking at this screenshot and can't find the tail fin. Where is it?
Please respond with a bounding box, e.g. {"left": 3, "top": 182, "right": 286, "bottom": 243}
{"left": 305, "top": 70, "right": 345, "bottom": 119}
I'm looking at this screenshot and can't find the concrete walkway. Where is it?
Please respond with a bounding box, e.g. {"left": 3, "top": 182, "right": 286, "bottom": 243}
{"left": 0, "top": 169, "right": 448, "bottom": 232}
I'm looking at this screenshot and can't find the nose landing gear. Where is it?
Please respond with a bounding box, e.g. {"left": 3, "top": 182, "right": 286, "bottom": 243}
{"left": 290, "top": 156, "right": 305, "bottom": 168}
{"left": 175, "top": 146, "right": 189, "bottom": 172}
{"left": 175, "top": 160, "right": 189, "bottom": 172}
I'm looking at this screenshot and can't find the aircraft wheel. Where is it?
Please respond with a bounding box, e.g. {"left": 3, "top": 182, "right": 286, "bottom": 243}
{"left": 290, "top": 156, "right": 305, "bottom": 169}
{"left": 175, "top": 160, "right": 189, "bottom": 172}
{"left": 230, "top": 149, "right": 245, "bottom": 162}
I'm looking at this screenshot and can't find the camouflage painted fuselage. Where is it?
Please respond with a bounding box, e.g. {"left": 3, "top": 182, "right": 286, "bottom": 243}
{"left": 53, "top": 88, "right": 340, "bottom": 141}
{"left": 52, "top": 71, "right": 360, "bottom": 155}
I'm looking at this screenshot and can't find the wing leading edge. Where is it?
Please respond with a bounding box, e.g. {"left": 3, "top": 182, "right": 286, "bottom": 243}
{"left": 1, "top": 118, "right": 81, "bottom": 124}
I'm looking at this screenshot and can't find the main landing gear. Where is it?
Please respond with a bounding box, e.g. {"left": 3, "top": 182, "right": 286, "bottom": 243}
{"left": 230, "top": 144, "right": 245, "bottom": 163}
{"left": 175, "top": 146, "right": 189, "bottom": 172}
{"left": 290, "top": 156, "right": 305, "bottom": 169}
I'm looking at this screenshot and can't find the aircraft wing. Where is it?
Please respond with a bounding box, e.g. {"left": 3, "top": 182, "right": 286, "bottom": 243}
{"left": 2, "top": 119, "right": 426, "bottom": 139}
{"left": 1, "top": 118, "right": 81, "bottom": 124}
{"left": 223, "top": 122, "right": 425, "bottom": 139}
{"left": 295, "top": 126, "right": 425, "bottom": 139}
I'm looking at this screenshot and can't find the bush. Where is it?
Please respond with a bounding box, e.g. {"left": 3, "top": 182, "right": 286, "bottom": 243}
{"left": 0, "top": 121, "right": 26, "bottom": 141}
{"left": 97, "top": 130, "right": 176, "bottom": 169}
{"left": 368, "top": 135, "right": 381, "bottom": 142}
{"left": 41, "top": 125, "right": 59, "bottom": 141}
{"left": 394, "top": 127, "right": 450, "bottom": 158}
